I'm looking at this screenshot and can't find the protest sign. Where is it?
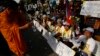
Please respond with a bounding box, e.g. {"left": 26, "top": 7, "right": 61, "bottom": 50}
{"left": 56, "top": 42, "right": 75, "bottom": 56}
{"left": 80, "top": 1, "right": 100, "bottom": 18}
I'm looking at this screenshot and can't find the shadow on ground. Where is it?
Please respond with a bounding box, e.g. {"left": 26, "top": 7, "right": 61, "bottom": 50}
{"left": 21, "top": 28, "right": 58, "bottom": 56}
{"left": 0, "top": 27, "right": 58, "bottom": 56}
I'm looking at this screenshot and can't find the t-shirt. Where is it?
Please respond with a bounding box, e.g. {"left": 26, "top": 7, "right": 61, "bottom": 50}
{"left": 83, "top": 38, "right": 96, "bottom": 54}
{"left": 86, "top": 38, "right": 96, "bottom": 53}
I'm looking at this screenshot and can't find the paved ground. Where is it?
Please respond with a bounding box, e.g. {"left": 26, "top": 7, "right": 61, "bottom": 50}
{"left": 0, "top": 28, "right": 58, "bottom": 56}
{"left": 22, "top": 28, "right": 58, "bottom": 56}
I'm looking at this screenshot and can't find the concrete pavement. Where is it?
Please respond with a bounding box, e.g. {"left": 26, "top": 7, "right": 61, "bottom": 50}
{"left": 21, "top": 28, "right": 58, "bottom": 56}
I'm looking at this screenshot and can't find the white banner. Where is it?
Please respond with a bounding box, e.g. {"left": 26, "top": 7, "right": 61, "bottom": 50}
{"left": 80, "top": 1, "right": 100, "bottom": 18}
{"left": 56, "top": 42, "right": 75, "bottom": 56}
{"left": 33, "top": 20, "right": 75, "bottom": 56}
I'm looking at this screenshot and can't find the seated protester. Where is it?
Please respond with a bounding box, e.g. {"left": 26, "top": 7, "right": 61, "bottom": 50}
{"left": 54, "top": 22, "right": 73, "bottom": 45}
{"left": 82, "top": 27, "right": 96, "bottom": 56}
{"left": 51, "top": 16, "right": 56, "bottom": 22}
{"left": 41, "top": 15, "right": 48, "bottom": 28}
{"left": 54, "top": 20, "right": 62, "bottom": 34}
{"left": 58, "top": 22, "right": 74, "bottom": 47}
{"left": 72, "top": 26, "right": 81, "bottom": 39}
{"left": 53, "top": 22, "right": 62, "bottom": 41}
{"left": 46, "top": 18, "right": 55, "bottom": 32}
{"left": 71, "top": 35, "right": 87, "bottom": 49}
{"left": 61, "top": 22, "right": 73, "bottom": 41}
{"left": 57, "top": 18, "right": 62, "bottom": 24}
{"left": 34, "top": 11, "right": 40, "bottom": 20}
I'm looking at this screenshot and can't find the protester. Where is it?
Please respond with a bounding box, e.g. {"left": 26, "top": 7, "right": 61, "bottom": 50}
{"left": 46, "top": 18, "right": 55, "bottom": 32}
{"left": 72, "top": 27, "right": 96, "bottom": 56}
{"left": 73, "top": 27, "right": 96, "bottom": 56}
{"left": 83, "top": 27, "right": 96, "bottom": 56}
{"left": 0, "top": 0, "right": 32, "bottom": 56}
{"left": 61, "top": 22, "right": 73, "bottom": 40}
{"left": 54, "top": 19, "right": 62, "bottom": 34}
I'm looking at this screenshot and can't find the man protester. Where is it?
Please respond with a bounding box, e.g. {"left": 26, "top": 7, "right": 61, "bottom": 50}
{"left": 83, "top": 27, "right": 96, "bottom": 56}
{"left": 73, "top": 27, "right": 96, "bottom": 56}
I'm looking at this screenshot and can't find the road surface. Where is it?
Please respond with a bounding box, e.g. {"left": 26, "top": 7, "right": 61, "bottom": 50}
{"left": 0, "top": 28, "right": 58, "bottom": 56}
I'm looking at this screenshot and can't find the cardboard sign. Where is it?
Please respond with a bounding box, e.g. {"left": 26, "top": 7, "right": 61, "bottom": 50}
{"left": 56, "top": 42, "right": 75, "bottom": 56}
{"left": 80, "top": 1, "right": 100, "bottom": 18}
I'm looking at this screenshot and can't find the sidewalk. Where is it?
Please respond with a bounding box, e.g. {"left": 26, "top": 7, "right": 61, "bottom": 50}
{"left": 22, "top": 28, "right": 58, "bottom": 56}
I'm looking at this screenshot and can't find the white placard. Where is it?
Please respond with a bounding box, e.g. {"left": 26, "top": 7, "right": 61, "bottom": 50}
{"left": 47, "top": 34, "right": 59, "bottom": 51}
{"left": 56, "top": 42, "right": 75, "bottom": 56}
{"left": 80, "top": 1, "right": 100, "bottom": 18}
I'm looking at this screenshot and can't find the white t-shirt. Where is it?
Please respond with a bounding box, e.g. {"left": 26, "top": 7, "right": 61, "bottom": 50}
{"left": 86, "top": 38, "right": 96, "bottom": 54}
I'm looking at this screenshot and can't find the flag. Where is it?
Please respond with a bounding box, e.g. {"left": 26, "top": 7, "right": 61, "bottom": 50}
{"left": 66, "top": 0, "right": 72, "bottom": 25}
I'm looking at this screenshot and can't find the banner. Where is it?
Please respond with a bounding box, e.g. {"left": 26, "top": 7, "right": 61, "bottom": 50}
{"left": 80, "top": 1, "right": 100, "bottom": 18}
{"left": 66, "top": 0, "right": 72, "bottom": 25}
{"left": 33, "top": 20, "right": 75, "bottom": 56}
{"left": 56, "top": 42, "right": 75, "bottom": 56}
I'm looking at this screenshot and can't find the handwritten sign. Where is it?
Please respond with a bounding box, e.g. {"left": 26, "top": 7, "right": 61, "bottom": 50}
{"left": 80, "top": 1, "right": 100, "bottom": 18}
{"left": 56, "top": 42, "right": 75, "bottom": 56}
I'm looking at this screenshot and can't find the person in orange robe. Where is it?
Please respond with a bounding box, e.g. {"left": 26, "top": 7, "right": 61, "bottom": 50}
{"left": 0, "top": 0, "right": 31, "bottom": 56}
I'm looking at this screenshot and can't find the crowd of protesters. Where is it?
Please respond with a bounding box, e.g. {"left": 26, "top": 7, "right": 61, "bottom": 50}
{"left": 25, "top": 0, "right": 97, "bottom": 56}
{"left": 0, "top": 0, "right": 99, "bottom": 56}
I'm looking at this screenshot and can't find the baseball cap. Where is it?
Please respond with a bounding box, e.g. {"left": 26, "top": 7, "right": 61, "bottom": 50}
{"left": 83, "top": 27, "right": 94, "bottom": 33}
